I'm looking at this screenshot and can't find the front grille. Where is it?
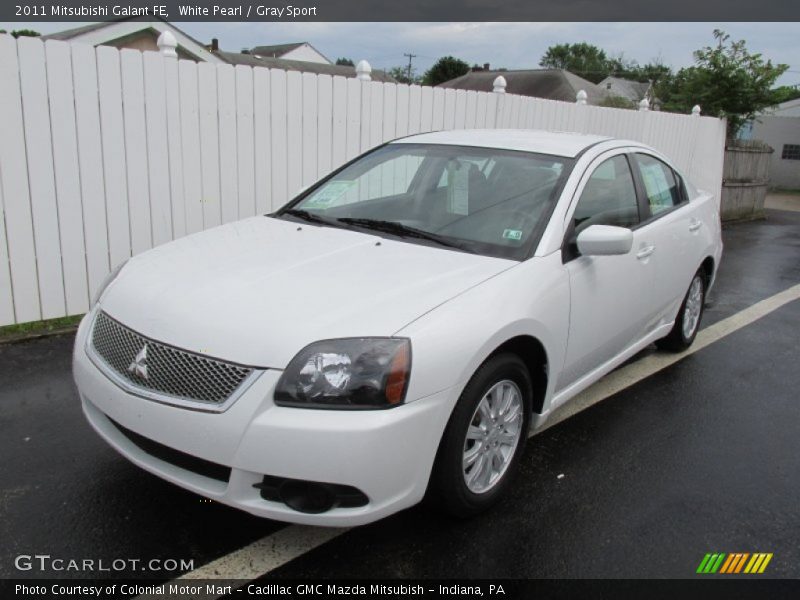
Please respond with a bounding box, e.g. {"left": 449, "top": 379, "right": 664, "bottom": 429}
{"left": 91, "top": 311, "right": 253, "bottom": 405}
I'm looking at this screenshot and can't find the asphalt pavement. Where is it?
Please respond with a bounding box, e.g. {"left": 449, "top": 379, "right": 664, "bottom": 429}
{"left": 1, "top": 207, "right": 798, "bottom": 581}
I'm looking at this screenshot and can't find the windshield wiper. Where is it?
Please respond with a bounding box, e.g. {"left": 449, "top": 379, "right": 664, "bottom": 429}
{"left": 280, "top": 209, "right": 343, "bottom": 228}
{"left": 336, "top": 218, "right": 464, "bottom": 250}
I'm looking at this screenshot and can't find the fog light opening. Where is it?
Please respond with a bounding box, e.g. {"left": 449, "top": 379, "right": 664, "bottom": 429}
{"left": 279, "top": 480, "right": 335, "bottom": 514}
{"left": 253, "top": 475, "right": 369, "bottom": 513}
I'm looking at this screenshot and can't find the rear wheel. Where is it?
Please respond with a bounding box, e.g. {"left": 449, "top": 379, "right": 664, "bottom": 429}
{"left": 428, "top": 353, "right": 532, "bottom": 518}
{"left": 656, "top": 269, "right": 706, "bottom": 352}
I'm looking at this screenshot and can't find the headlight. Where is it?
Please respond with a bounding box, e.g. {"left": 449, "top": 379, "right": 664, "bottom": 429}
{"left": 91, "top": 259, "right": 128, "bottom": 305}
{"left": 275, "top": 338, "right": 411, "bottom": 409}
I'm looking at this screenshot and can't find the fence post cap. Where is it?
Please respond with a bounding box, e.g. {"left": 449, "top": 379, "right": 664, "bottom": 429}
{"left": 493, "top": 75, "right": 507, "bottom": 93}
{"left": 576, "top": 89, "right": 588, "bottom": 105}
{"left": 638, "top": 97, "right": 650, "bottom": 111}
{"left": 157, "top": 31, "right": 178, "bottom": 58}
{"left": 356, "top": 60, "right": 372, "bottom": 81}
{"left": 691, "top": 104, "right": 702, "bottom": 116}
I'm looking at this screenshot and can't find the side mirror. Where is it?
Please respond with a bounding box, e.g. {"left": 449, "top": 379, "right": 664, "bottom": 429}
{"left": 576, "top": 225, "right": 633, "bottom": 256}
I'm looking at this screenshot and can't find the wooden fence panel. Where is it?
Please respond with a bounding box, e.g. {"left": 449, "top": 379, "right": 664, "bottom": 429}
{"left": 120, "top": 50, "right": 152, "bottom": 256}
{"left": 96, "top": 46, "right": 131, "bottom": 269}
{"left": 46, "top": 40, "right": 90, "bottom": 315}
{"left": 178, "top": 60, "right": 203, "bottom": 234}
{"left": 163, "top": 55, "right": 186, "bottom": 239}
{"left": 253, "top": 66, "right": 271, "bottom": 215}
{"left": 317, "top": 74, "right": 334, "bottom": 177}
{"left": 286, "top": 71, "right": 303, "bottom": 198}
{"left": 142, "top": 51, "right": 173, "bottom": 248}
{"left": 0, "top": 163, "right": 12, "bottom": 325}
{"left": 395, "top": 84, "right": 409, "bottom": 139}
{"left": 18, "top": 37, "right": 65, "bottom": 319}
{"left": 330, "top": 76, "right": 347, "bottom": 168}
{"left": 217, "top": 64, "right": 239, "bottom": 224}
{"left": 344, "top": 77, "right": 361, "bottom": 162}
{"left": 301, "top": 72, "right": 319, "bottom": 188}
{"left": 407, "top": 85, "right": 422, "bottom": 135}
{"left": 236, "top": 65, "right": 256, "bottom": 219}
{"left": 198, "top": 62, "right": 221, "bottom": 228}
{"left": 269, "top": 69, "right": 288, "bottom": 209}
{"left": 72, "top": 42, "right": 111, "bottom": 300}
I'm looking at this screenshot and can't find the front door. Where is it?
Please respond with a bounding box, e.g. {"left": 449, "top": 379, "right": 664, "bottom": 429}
{"left": 558, "top": 152, "right": 656, "bottom": 389}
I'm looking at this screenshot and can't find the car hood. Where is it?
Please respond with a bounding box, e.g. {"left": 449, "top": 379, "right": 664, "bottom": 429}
{"left": 99, "top": 216, "right": 516, "bottom": 368}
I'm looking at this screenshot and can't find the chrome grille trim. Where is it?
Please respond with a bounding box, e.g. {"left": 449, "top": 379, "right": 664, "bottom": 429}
{"left": 86, "top": 310, "right": 262, "bottom": 413}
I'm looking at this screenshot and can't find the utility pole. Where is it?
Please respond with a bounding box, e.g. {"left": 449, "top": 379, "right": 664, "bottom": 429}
{"left": 403, "top": 52, "right": 417, "bottom": 83}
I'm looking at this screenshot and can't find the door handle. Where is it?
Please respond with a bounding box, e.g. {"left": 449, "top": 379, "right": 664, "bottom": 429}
{"left": 636, "top": 244, "right": 656, "bottom": 260}
{"left": 689, "top": 219, "right": 702, "bottom": 232}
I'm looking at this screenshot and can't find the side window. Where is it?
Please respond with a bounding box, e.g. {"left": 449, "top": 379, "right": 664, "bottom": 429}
{"left": 634, "top": 154, "right": 684, "bottom": 217}
{"left": 573, "top": 155, "right": 639, "bottom": 234}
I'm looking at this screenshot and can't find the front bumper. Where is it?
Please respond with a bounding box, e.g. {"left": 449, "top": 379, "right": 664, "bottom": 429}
{"left": 73, "top": 314, "right": 456, "bottom": 526}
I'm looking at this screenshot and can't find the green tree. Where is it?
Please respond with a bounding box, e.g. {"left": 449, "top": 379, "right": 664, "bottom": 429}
{"left": 10, "top": 29, "right": 40, "bottom": 38}
{"left": 599, "top": 95, "right": 636, "bottom": 110}
{"left": 770, "top": 85, "right": 800, "bottom": 105}
{"left": 661, "top": 30, "right": 788, "bottom": 138}
{"left": 388, "top": 65, "right": 421, "bottom": 85}
{"left": 422, "top": 56, "right": 470, "bottom": 86}
{"left": 335, "top": 57, "right": 354, "bottom": 66}
{"left": 539, "top": 42, "right": 612, "bottom": 83}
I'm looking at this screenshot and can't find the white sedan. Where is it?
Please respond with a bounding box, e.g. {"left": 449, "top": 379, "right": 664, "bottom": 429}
{"left": 73, "top": 129, "right": 722, "bottom": 525}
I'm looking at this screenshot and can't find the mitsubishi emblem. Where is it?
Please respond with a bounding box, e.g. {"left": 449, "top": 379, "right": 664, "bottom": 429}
{"left": 128, "top": 344, "right": 149, "bottom": 380}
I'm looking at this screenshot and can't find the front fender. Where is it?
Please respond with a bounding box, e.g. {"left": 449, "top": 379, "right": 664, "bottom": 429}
{"left": 396, "top": 253, "right": 570, "bottom": 416}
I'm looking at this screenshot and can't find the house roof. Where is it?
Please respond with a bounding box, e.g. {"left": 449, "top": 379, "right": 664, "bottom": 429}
{"left": 438, "top": 69, "right": 609, "bottom": 105}
{"left": 394, "top": 129, "right": 613, "bottom": 158}
{"left": 773, "top": 97, "right": 800, "bottom": 116}
{"left": 215, "top": 51, "right": 396, "bottom": 81}
{"left": 250, "top": 42, "right": 306, "bottom": 57}
{"left": 598, "top": 76, "right": 652, "bottom": 103}
{"left": 249, "top": 41, "right": 331, "bottom": 64}
{"left": 41, "top": 22, "right": 109, "bottom": 40}
{"left": 40, "top": 17, "right": 222, "bottom": 63}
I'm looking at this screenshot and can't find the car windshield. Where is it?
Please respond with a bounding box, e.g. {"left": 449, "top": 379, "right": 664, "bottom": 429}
{"left": 278, "top": 143, "right": 573, "bottom": 260}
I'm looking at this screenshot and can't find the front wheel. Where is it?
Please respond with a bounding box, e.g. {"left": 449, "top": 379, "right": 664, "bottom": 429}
{"left": 656, "top": 269, "right": 706, "bottom": 352}
{"left": 427, "top": 353, "right": 532, "bottom": 518}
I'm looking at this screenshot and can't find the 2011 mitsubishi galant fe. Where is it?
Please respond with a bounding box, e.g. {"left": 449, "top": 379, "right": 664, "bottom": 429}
{"left": 73, "top": 129, "right": 723, "bottom": 525}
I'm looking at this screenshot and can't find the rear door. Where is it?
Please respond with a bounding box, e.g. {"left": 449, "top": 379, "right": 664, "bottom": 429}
{"left": 629, "top": 153, "right": 705, "bottom": 327}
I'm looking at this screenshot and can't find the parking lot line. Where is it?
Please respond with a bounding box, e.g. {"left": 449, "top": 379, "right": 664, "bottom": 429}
{"left": 148, "top": 282, "right": 800, "bottom": 595}
{"left": 179, "top": 525, "right": 348, "bottom": 580}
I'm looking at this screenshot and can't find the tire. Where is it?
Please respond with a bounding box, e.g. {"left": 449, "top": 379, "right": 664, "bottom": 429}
{"left": 428, "top": 353, "right": 532, "bottom": 518}
{"left": 656, "top": 268, "right": 706, "bottom": 352}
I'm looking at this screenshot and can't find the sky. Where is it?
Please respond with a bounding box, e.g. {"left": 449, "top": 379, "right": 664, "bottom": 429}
{"left": 7, "top": 21, "right": 800, "bottom": 87}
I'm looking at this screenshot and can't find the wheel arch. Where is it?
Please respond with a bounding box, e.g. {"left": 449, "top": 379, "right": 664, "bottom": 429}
{"left": 482, "top": 335, "right": 549, "bottom": 415}
{"left": 700, "top": 255, "right": 715, "bottom": 286}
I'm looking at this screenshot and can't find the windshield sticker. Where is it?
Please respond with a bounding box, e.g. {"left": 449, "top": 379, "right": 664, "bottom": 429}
{"left": 305, "top": 180, "right": 356, "bottom": 208}
{"left": 446, "top": 162, "right": 470, "bottom": 216}
{"left": 503, "top": 229, "right": 523, "bottom": 241}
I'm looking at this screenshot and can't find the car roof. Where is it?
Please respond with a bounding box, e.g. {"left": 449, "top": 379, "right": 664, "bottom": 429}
{"left": 391, "top": 129, "right": 615, "bottom": 158}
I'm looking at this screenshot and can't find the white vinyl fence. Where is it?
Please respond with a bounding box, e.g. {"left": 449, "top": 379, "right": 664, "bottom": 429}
{"left": 0, "top": 36, "right": 727, "bottom": 326}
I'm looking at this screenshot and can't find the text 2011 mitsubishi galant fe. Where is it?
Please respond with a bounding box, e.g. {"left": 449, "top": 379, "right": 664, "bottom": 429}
{"left": 73, "top": 129, "right": 723, "bottom": 525}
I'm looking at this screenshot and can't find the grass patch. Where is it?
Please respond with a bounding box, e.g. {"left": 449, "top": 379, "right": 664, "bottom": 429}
{"left": 771, "top": 188, "right": 800, "bottom": 195}
{"left": 0, "top": 314, "right": 84, "bottom": 340}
